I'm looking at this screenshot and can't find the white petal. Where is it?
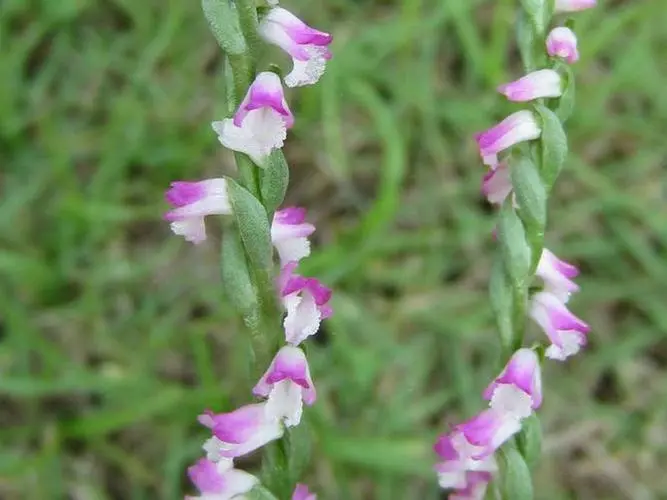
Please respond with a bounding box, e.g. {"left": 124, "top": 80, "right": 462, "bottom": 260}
{"left": 220, "top": 469, "right": 259, "bottom": 499}
{"left": 243, "top": 108, "right": 286, "bottom": 157}
{"left": 229, "top": 418, "right": 284, "bottom": 457}
{"left": 283, "top": 292, "right": 321, "bottom": 345}
{"left": 212, "top": 119, "right": 265, "bottom": 166}
{"left": 202, "top": 436, "right": 229, "bottom": 462}
{"left": 265, "top": 380, "right": 303, "bottom": 427}
{"left": 437, "top": 470, "right": 467, "bottom": 490}
{"left": 170, "top": 218, "right": 206, "bottom": 244}
{"left": 274, "top": 237, "right": 311, "bottom": 264}
{"left": 489, "top": 385, "right": 533, "bottom": 420}
{"left": 285, "top": 47, "right": 328, "bottom": 87}
{"left": 546, "top": 330, "right": 583, "bottom": 360}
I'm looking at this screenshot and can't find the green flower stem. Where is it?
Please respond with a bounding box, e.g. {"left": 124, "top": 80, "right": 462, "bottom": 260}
{"left": 234, "top": 0, "right": 263, "bottom": 61}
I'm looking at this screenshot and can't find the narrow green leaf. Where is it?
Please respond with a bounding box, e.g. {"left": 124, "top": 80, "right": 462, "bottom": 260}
{"left": 489, "top": 255, "right": 515, "bottom": 354}
{"left": 498, "top": 445, "right": 534, "bottom": 500}
{"left": 519, "top": 0, "right": 548, "bottom": 37}
{"left": 286, "top": 421, "right": 312, "bottom": 483}
{"left": 260, "top": 441, "right": 291, "bottom": 499}
{"left": 509, "top": 154, "right": 546, "bottom": 270}
{"left": 516, "top": 11, "right": 537, "bottom": 72}
{"left": 517, "top": 414, "right": 542, "bottom": 469}
{"left": 224, "top": 57, "right": 237, "bottom": 114}
{"left": 202, "top": 0, "right": 247, "bottom": 55}
{"left": 226, "top": 178, "right": 273, "bottom": 272}
{"left": 533, "top": 104, "right": 568, "bottom": 190}
{"left": 497, "top": 203, "right": 532, "bottom": 287}
{"left": 221, "top": 228, "right": 258, "bottom": 316}
{"left": 510, "top": 155, "right": 546, "bottom": 231}
{"left": 555, "top": 64, "right": 576, "bottom": 123}
{"left": 261, "top": 150, "right": 290, "bottom": 214}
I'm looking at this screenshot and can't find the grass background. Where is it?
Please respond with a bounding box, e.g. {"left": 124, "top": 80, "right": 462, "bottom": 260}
{"left": 2, "top": 0, "right": 667, "bottom": 498}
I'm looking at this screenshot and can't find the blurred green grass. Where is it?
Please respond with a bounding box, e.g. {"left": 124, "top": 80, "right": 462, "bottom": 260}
{"left": 2, "top": 0, "right": 667, "bottom": 498}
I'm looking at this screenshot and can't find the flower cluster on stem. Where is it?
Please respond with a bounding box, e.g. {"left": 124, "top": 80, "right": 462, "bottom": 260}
{"left": 435, "top": 1, "right": 595, "bottom": 497}
{"left": 165, "top": 1, "right": 333, "bottom": 497}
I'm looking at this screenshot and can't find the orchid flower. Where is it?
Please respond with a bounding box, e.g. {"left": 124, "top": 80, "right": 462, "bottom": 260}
{"left": 259, "top": 7, "right": 333, "bottom": 87}
{"left": 271, "top": 207, "right": 316, "bottom": 264}
{"left": 164, "top": 179, "right": 231, "bottom": 244}
{"left": 186, "top": 458, "right": 258, "bottom": 500}
{"left": 253, "top": 346, "right": 317, "bottom": 427}
{"left": 278, "top": 262, "right": 332, "bottom": 345}
{"left": 198, "top": 404, "right": 283, "bottom": 458}
{"left": 212, "top": 72, "right": 293, "bottom": 167}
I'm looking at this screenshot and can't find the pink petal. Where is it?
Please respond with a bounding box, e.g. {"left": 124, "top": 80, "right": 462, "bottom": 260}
{"left": 292, "top": 483, "right": 317, "bottom": 500}
{"left": 497, "top": 69, "right": 562, "bottom": 102}
{"left": 187, "top": 459, "right": 224, "bottom": 494}
{"left": 474, "top": 110, "right": 541, "bottom": 157}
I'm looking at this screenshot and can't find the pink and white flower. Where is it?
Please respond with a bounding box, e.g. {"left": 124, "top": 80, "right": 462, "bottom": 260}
{"left": 212, "top": 72, "right": 293, "bottom": 167}
{"left": 164, "top": 178, "right": 231, "bottom": 244}
{"left": 455, "top": 409, "right": 522, "bottom": 460}
{"left": 449, "top": 471, "right": 493, "bottom": 500}
{"left": 259, "top": 7, "right": 333, "bottom": 87}
{"left": 554, "top": 0, "right": 596, "bottom": 13}
{"left": 278, "top": 262, "right": 332, "bottom": 345}
{"left": 271, "top": 207, "right": 316, "bottom": 264}
{"left": 546, "top": 27, "right": 580, "bottom": 64}
{"left": 484, "top": 348, "right": 542, "bottom": 419}
{"left": 198, "top": 404, "right": 283, "bottom": 458}
{"left": 530, "top": 291, "right": 590, "bottom": 361}
{"left": 434, "top": 431, "right": 497, "bottom": 490}
{"left": 497, "top": 69, "right": 562, "bottom": 102}
{"left": 292, "top": 484, "right": 316, "bottom": 500}
{"left": 536, "top": 248, "right": 580, "bottom": 301}
{"left": 482, "top": 161, "right": 512, "bottom": 205}
{"left": 474, "top": 110, "right": 541, "bottom": 158}
{"left": 186, "top": 458, "right": 258, "bottom": 500}
{"left": 253, "top": 346, "right": 316, "bottom": 427}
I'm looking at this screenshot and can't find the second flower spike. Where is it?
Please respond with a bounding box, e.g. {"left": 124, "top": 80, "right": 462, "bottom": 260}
{"left": 212, "top": 72, "right": 293, "bottom": 167}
